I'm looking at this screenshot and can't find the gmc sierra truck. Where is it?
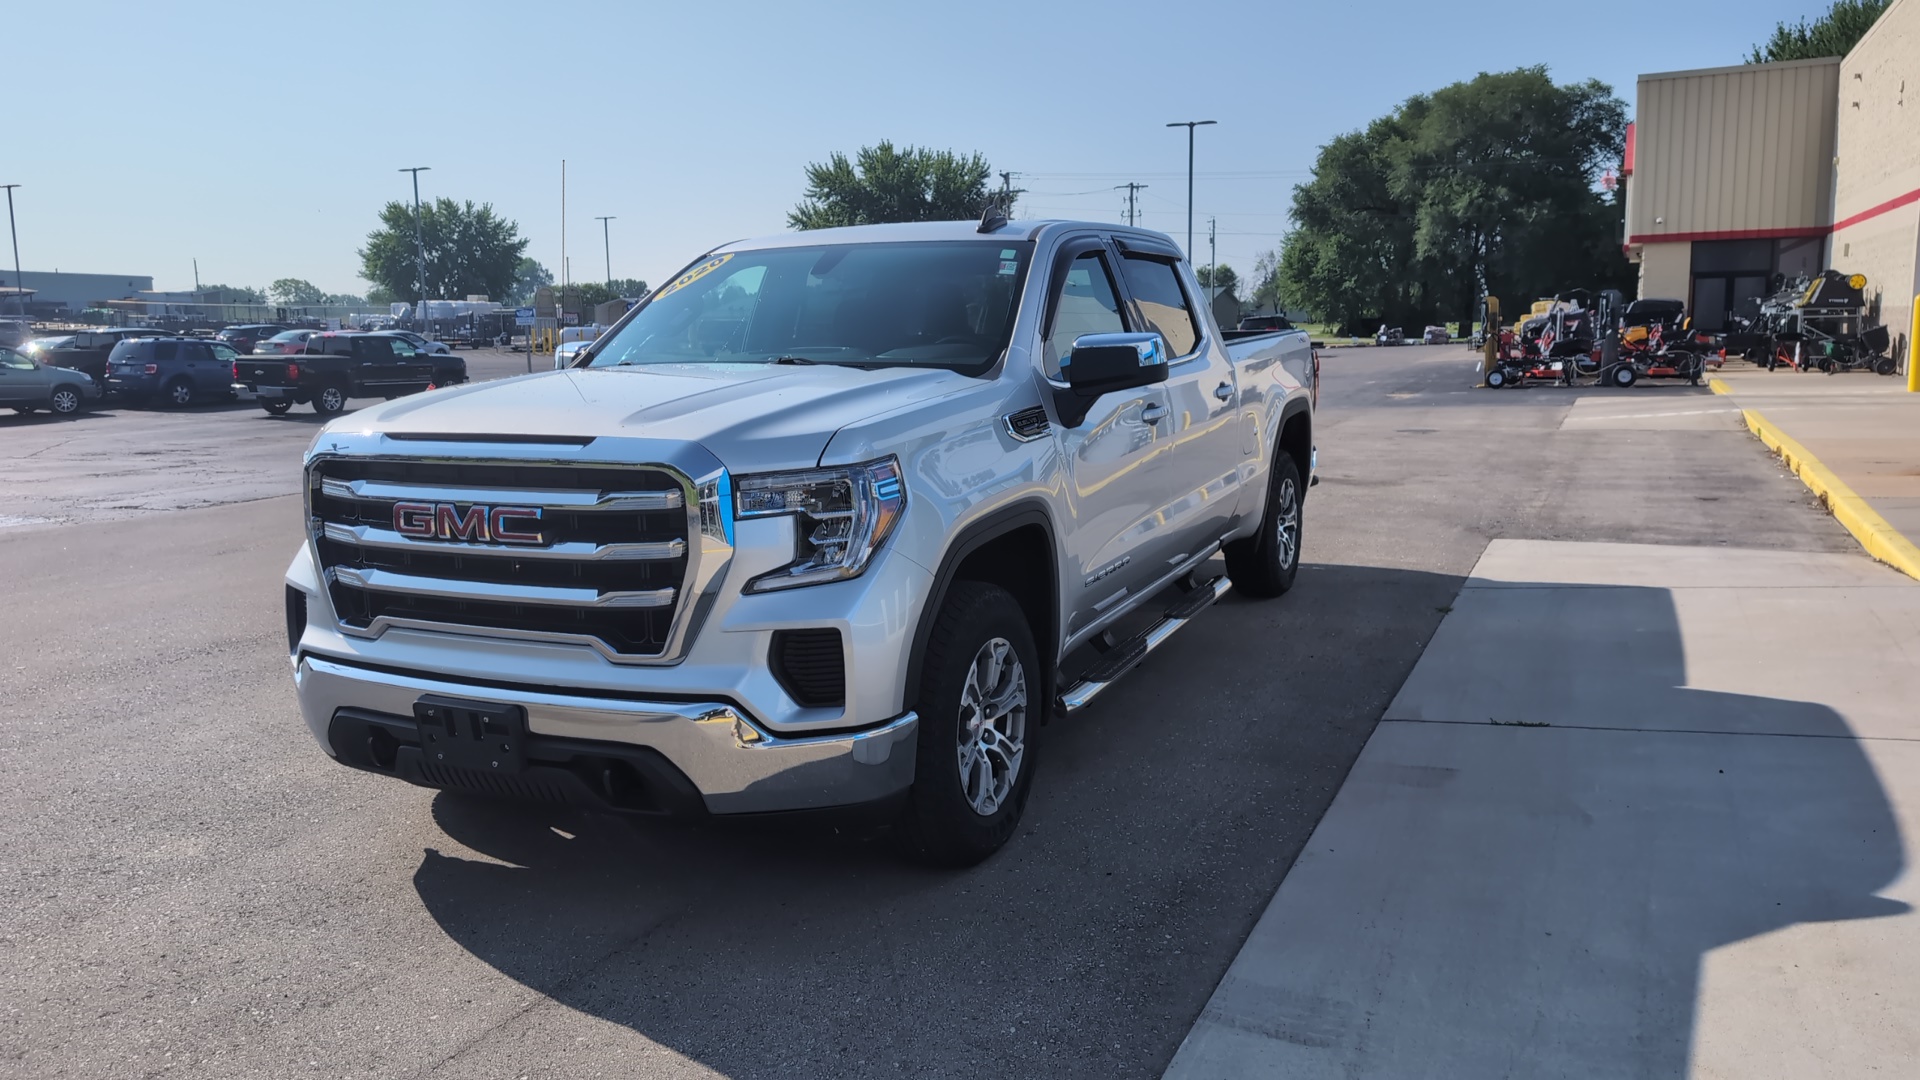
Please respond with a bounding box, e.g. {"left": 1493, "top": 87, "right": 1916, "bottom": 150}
{"left": 285, "top": 216, "right": 1316, "bottom": 864}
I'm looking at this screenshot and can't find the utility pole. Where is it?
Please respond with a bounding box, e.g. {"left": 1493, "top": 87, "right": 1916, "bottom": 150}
{"left": 399, "top": 166, "right": 430, "bottom": 322}
{"left": 1208, "top": 216, "right": 1217, "bottom": 282}
{"left": 1, "top": 184, "right": 22, "bottom": 317}
{"left": 594, "top": 215, "right": 615, "bottom": 286}
{"left": 997, "top": 170, "right": 1018, "bottom": 213}
{"left": 193, "top": 258, "right": 201, "bottom": 292}
{"left": 560, "top": 159, "right": 567, "bottom": 327}
{"left": 1115, "top": 183, "right": 1148, "bottom": 226}
{"left": 1164, "top": 120, "right": 1216, "bottom": 260}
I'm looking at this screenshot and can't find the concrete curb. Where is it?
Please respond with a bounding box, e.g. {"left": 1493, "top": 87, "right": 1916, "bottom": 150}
{"left": 1741, "top": 407, "right": 1920, "bottom": 582}
{"left": 1707, "top": 376, "right": 1733, "bottom": 395}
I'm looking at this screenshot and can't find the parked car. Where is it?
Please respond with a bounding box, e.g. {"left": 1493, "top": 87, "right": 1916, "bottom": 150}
{"left": 281, "top": 217, "right": 1317, "bottom": 865}
{"left": 20, "top": 334, "right": 75, "bottom": 359}
{"left": 233, "top": 331, "right": 435, "bottom": 415}
{"left": 1423, "top": 325, "right": 1450, "bottom": 345}
{"left": 40, "top": 327, "right": 162, "bottom": 388}
{"left": 254, "top": 329, "right": 322, "bottom": 355}
{"left": 105, "top": 336, "right": 245, "bottom": 406}
{"left": 0, "top": 318, "right": 31, "bottom": 349}
{"left": 372, "top": 329, "right": 452, "bottom": 355}
{"left": 552, "top": 339, "right": 592, "bottom": 369}
{"left": 216, "top": 324, "right": 288, "bottom": 354}
{"left": 1, "top": 346, "right": 101, "bottom": 416}
{"left": 1238, "top": 314, "right": 1295, "bottom": 332}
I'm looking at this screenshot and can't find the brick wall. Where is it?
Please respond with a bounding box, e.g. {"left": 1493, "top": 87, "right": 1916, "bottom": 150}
{"left": 1835, "top": 0, "right": 1920, "bottom": 356}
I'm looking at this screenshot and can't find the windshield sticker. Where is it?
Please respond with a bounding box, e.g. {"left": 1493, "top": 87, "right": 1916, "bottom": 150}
{"left": 655, "top": 253, "right": 734, "bottom": 299}
{"left": 1000, "top": 249, "right": 1016, "bottom": 259}
{"left": 998, "top": 259, "right": 1018, "bottom": 276}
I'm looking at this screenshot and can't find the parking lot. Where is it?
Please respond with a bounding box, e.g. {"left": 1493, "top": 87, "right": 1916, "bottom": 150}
{"left": 0, "top": 346, "right": 1867, "bottom": 1078}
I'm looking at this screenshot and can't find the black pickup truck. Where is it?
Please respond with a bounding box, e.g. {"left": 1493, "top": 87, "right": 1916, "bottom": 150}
{"left": 232, "top": 331, "right": 435, "bottom": 416}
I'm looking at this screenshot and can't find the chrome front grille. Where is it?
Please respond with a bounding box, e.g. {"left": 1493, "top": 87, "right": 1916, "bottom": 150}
{"left": 309, "top": 456, "right": 697, "bottom": 658}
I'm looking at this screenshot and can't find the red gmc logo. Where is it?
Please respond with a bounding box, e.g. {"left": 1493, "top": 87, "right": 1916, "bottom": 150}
{"left": 392, "top": 502, "right": 546, "bottom": 545}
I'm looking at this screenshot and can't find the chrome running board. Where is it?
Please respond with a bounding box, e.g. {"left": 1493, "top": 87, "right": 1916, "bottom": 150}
{"left": 1057, "top": 575, "right": 1231, "bottom": 714}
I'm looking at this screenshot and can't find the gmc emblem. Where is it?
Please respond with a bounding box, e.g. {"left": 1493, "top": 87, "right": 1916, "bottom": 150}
{"left": 392, "top": 501, "right": 546, "bottom": 545}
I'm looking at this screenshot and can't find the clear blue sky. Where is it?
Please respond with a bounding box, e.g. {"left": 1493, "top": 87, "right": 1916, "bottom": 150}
{"left": 8, "top": 0, "right": 1822, "bottom": 297}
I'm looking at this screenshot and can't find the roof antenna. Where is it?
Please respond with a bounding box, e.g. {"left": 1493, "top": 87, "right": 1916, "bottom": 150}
{"left": 977, "top": 199, "right": 1010, "bottom": 234}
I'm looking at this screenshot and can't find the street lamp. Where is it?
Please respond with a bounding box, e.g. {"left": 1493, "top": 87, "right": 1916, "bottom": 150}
{"left": 1165, "top": 120, "right": 1216, "bottom": 260}
{"left": 399, "top": 166, "right": 430, "bottom": 321}
{"left": 595, "top": 215, "right": 615, "bottom": 287}
{"left": 1, "top": 184, "right": 22, "bottom": 317}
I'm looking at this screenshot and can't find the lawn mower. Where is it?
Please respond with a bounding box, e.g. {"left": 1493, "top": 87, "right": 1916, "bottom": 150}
{"left": 1485, "top": 290, "right": 1637, "bottom": 388}
{"left": 1734, "top": 270, "right": 1898, "bottom": 375}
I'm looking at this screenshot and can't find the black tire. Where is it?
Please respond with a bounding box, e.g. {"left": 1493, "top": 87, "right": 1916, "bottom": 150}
{"left": 1224, "top": 452, "right": 1304, "bottom": 599}
{"left": 13, "top": 405, "right": 36, "bottom": 415}
{"left": 898, "top": 581, "right": 1040, "bottom": 866}
{"left": 1485, "top": 368, "right": 1507, "bottom": 389}
{"left": 262, "top": 400, "right": 293, "bottom": 416}
{"left": 1611, "top": 365, "right": 1637, "bottom": 388}
{"left": 1875, "top": 356, "right": 1897, "bottom": 377}
{"left": 312, "top": 383, "right": 348, "bottom": 416}
{"left": 49, "top": 386, "right": 86, "bottom": 416}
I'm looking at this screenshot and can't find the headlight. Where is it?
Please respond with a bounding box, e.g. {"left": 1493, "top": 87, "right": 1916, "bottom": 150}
{"left": 734, "top": 457, "right": 906, "bottom": 592}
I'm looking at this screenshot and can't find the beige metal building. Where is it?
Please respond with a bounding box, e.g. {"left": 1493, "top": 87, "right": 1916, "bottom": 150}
{"left": 1623, "top": 57, "right": 1839, "bottom": 330}
{"left": 1624, "top": 0, "right": 1920, "bottom": 351}
{"left": 1831, "top": 0, "right": 1920, "bottom": 348}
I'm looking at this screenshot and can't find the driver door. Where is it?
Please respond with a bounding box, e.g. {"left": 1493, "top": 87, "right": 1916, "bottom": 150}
{"left": 1043, "top": 237, "right": 1177, "bottom": 646}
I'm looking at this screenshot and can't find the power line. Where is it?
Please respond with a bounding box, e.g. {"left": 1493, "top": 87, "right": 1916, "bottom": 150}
{"left": 1115, "top": 183, "right": 1149, "bottom": 226}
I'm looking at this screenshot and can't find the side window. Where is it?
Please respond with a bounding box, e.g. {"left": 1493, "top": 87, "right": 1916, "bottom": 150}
{"left": 211, "top": 343, "right": 237, "bottom": 363}
{"left": 1043, "top": 250, "right": 1126, "bottom": 377}
{"left": 1118, "top": 256, "right": 1201, "bottom": 357}
{"left": 153, "top": 341, "right": 180, "bottom": 364}
{"left": 1, "top": 348, "right": 33, "bottom": 370}
{"left": 387, "top": 338, "right": 417, "bottom": 357}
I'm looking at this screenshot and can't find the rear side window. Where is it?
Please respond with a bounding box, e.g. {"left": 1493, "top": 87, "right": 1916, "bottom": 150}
{"left": 1044, "top": 251, "right": 1127, "bottom": 377}
{"left": 153, "top": 341, "right": 180, "bottom": 363}
{"left": 1119, "top": 257, "right": 1201, "bottom": 357}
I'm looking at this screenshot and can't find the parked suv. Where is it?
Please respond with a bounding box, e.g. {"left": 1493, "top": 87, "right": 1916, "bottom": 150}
{"left": 233, "top": 331, "right": 435, "bottom": 415}
{"left": 106, "top": 337, "right": 245, "bottom": 406}
{"left": 216, "top": 324, "right": 288, "bottom": 354}
{"left": 283, "top": 219, "right": 1317, "bottom": 864}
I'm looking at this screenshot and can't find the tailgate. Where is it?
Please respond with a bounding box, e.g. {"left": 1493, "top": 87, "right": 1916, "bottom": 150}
{"left": 238, "top": 357, "right": 295, "bottom": 385}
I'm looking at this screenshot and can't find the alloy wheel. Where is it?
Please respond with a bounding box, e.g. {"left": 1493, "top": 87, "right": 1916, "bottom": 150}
{"left": 50, "top": 389, "right": 80, "bottom": 415}
{"left": 955, "top": 637, "right": 1028, "bottom": 817}
{"left": 1274, "top": 477, "right": 1300, "bottom": 569}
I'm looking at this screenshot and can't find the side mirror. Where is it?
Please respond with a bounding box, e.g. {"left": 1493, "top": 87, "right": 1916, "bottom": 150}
{"left": 1055, "top": 332, "right": 1168, "bottom": 427}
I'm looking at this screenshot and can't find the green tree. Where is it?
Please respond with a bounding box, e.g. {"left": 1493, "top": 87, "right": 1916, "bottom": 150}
{"left": 1196, "top": 265, "right": 1240, "bottom": 299}
{"left": 1248, "top": 248, "right": 1286, "bottom": 313}
{"left": 509, "top": 257, "right": 552, "bottom": 305}
{"left": 366, "top": 284, "right": 397, "bottom": 306}
{"left": 608, "top": 277, "right": 650, "bottom": 297}
{"left": 1279, "top": 67, "right": 1630, "bottom": 334}
{"left": 324, "top": 292, "right": 366, "bottom": 306}
{"left": 789, "top": 141, "right": 1008, "bottom": 229}
{"left": 1749, "top": 0, "right": 1889, "bottom": 62}
{"left": 359, "top": 198, "right": 529, "bottom": 303}
{"left": 201, "top": 283, "right": 265, "bottom": 303}
{"left": 269, "top": 278, "right": 326, "bottom": 305}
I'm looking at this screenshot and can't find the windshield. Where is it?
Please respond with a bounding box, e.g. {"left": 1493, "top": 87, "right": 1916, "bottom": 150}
{"left": 584, "top": 240, "right": 1033, "bottom": 375}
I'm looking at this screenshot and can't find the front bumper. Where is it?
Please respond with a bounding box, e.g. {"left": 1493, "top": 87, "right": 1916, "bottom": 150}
{"left": 295, "top": 653, "right": 918, "bottom": 814}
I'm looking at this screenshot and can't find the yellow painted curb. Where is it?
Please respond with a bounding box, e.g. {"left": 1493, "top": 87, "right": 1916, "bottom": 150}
{"left": 1708, "top": 377, "right": 1732, "bottom": 395}
{"left": 1742, "top": 408, "right": 1920, "bottom": 581}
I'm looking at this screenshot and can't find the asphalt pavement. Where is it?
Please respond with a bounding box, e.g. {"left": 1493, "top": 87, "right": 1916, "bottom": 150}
{"left": 0, "top": 346, "right": 1859, "bottom": 1079}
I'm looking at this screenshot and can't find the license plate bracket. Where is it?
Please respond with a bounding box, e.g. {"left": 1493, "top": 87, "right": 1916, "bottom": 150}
{"left": 413, "top": 695, "right": 528, "bottom": 774}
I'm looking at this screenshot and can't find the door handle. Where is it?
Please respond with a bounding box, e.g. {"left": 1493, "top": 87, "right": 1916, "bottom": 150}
{"left": 1214, "top": 382, "right": 1234, "bottom": 401}
{"left": 1141, "top": 403, "right": 1168, "bottom": 425}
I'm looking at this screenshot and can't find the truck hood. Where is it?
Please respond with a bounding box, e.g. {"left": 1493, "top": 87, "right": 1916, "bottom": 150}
{"left": 333, "top": 364, "right": 975, "bottom": 472}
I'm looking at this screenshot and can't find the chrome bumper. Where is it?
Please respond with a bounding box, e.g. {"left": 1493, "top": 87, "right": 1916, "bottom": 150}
{"left": 294, "top": 654, "right": 918, "bottom": 814}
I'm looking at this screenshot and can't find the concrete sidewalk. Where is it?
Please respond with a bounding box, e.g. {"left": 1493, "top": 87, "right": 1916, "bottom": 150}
{"left": 1165, "top": 541, "right": 1920, "bottom": 1079}
{"left": 1710, "top": 365, "right": 1920, "bottom": 561}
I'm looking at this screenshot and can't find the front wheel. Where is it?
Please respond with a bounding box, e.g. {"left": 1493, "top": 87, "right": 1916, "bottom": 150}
{"left": 312, "top": 384, "right": 348, "bottom": 416}
{"left": 1224, "top": 453, "right": 1304, "bottom": 598}
{"left": 1485, "top": 368, "right": 1508, "bottom": 389}
{"left": 1611, "top": 365, "right": 1638, "bottom": 388}
{"left": 49, "top": 386, "right": 86, "bottom": 416}
{"left": 1875, "top": 356, "right": 1898, "bottom": 376}
{"left": 898, "top": 581, "right": 1040, "bottom": 866}
{"left": 13, "top": 405, "right": 36, "bottom": 415}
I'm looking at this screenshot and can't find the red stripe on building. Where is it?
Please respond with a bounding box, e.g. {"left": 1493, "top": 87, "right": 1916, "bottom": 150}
{"left": 1833, "top": 186, "right": 1920, "bottom": 231}
{"left": 1627, "top": 226, "right": 1829, "bottom": 244}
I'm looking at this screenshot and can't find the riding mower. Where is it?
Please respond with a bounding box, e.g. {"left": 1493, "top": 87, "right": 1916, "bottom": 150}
{"left": 1618, "top": 298, "right": 1718, "bottom": 385}
{"left": 1484, "top": 290, "right": 1638, "bottom": 388}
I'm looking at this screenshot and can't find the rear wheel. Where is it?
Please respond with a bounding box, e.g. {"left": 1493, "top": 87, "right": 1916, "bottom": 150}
{"left": 12, "top": 405, "right": 36, "bottom": 415}
{"left": 1610, "top": 365, "right": 1638, "bottom": 388}
{"left": 262, "top": 400, "right": 293, "bottom": 416}
{"left": 49, "top": 386, "right": 85, "bottom": 416}
{"left": 1485, "top": 368, "right": 1508, "bottom": 389}
{"left": 313, "top": 384, "right": 348, "bottom": 416}
{"left": 898, "top": 581, "right": 1039, "bottom": 866}
{"left": 1224, "top": 453, "right": 1304, "bottom": 598}
{"left": 164, "top": 378, "right": 195, "bottom": 407}
{"left": 1875, "top": 356, "right": 1898, "bottom": 376}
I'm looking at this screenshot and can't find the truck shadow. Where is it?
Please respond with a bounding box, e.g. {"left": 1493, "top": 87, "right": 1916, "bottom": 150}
{"left": 405, "top": 564, "right": 1906, "bottom": 1078}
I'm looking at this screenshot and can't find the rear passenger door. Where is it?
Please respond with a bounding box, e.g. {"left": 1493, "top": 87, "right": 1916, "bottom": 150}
{"left": 1114, "top": 243, "right": 1246, "bottom": 558}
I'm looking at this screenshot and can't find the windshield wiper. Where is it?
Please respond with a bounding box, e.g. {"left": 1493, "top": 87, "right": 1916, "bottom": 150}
{"left": 768, "top": 355, "right": 819, "bottom": 365}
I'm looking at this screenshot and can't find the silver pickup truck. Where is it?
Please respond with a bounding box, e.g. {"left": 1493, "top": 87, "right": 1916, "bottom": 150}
{"left": 285, "top": 216, "right": 1316, "bottom": 864}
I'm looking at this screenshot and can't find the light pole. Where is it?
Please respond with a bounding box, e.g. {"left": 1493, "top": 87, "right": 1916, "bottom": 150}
{"left": 399, "top": 167, "right": 430, "bottom": 321}
{"left": 595, "top": 215, "right": 615, "bottom": 287}
{"left": 1165, "top": 120, "right": 1216, "bottom": 260}
{"left": 2, "top": 184, "right": 22, "bottom": 317}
